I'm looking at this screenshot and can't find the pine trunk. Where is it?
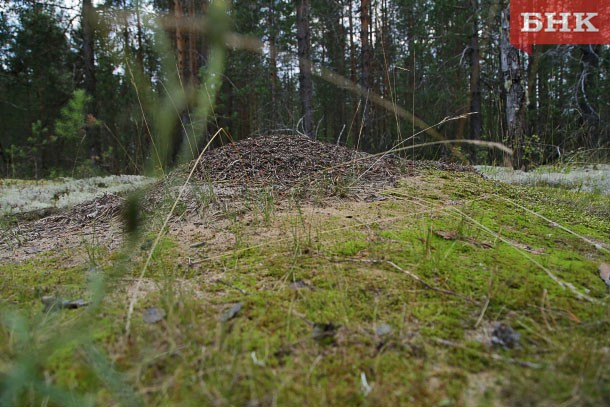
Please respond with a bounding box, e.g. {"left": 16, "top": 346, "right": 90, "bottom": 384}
{"left": 360, "top": 0, "right": 371, "bottom": 148}
{"left": 135, "top": 0, "right": 145, "bottom": 69}
{"left": 269, "top": 0, "right": 278, "bottom": 125}
{"left": 296, "top": 0, "right": 315, "bottom": 139}
{"left": 174, "top": 0, "right": 186, "bottom": 81}
{"left": 82, "top": 0, "right": 99, "bottom": 166}
{"left": 469, "top": 0, "right": 481, "bottom": 163}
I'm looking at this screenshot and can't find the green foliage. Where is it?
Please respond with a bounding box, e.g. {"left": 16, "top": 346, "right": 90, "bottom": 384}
{"left": 55, "top": 89, "right": 91, "bottom": 142}
{"left": 0, "top": 4, "right": 74, "bottom": 177}
{"left": 1, "top": 1, "right": 610, "bottom": 179}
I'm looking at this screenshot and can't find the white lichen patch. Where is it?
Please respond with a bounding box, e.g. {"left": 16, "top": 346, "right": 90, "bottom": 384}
{"left": 0, "top": 175, "right": 156, "bottom": 215}
{"left": 476, "top": 164, "right": 610, "bottom": 196}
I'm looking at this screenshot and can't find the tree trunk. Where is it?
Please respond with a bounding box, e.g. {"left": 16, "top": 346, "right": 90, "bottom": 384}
{"left": 347, "top": 0, "right": 358, "bottom": 144}
{"left": 171, "top": 0, "right": 189, "bottom": 164}
{"left": 82, "top": 0, "right": 99, "bottom": 167}
{"left": 0, "top": 141, "right": 7, "bottom": 166}
{"left": 468, "top": 0, "right": 481, "bottom": 164}
{"left": 135, "top": 0, "right": 145, "bottom": 69}
{"left": 500, "top": 8, "right": 526, "bottom": 169}
{"left": 378, "top": 0, "right": 392, "bottom": 151}
{"left": 269, "top": 0, "right": 278, "bottom": 125}
{"left": 526, "top": 45, "right": 540, "bottom": 135}
{"left": 188, "top": 0, "right": 197, "bottom": 86}
{"left": 577, "top": 45, "right": 601, "bottom": 147}
{"left": 82, "top": 0, "right": 96, "bottom": 99}
{"left": 199, "top": 1, "right": 209, "bottom": 69}
{"left": 347, "top": 0, "right": 356, "bottom": 84}
{"left": 360, "top": 0, "right": 371, "bottom": 148}
{"left": 174, "top": 0, "right": 186, "bottom": 82}
{"left": 296, "top": 0, "right": 314, "bottom": 139}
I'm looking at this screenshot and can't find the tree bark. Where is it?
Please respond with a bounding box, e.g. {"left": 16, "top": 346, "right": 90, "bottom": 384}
{"left": 174, "top": 0, "right": 186, "bottom": 82}
{"left": 135, "top": 0, "right": 145, "bottom": 69}
{"left": 468, "top": 0, "right": 481, "bottom": 164}
{"left": 347, "top": 0, "right": 358, "bottom": 143}
{"left": 577, "top": 45, "right": 601, "bottom": 147}
{"left": 500, "top": 8, "right": 526, "bottom": 169}
{"left": 526, "top": 45, "right": 540, "bottom": 135}
{"left": 269, "top": 0, "right": 278, "bottom": 125}
{"left": 360, "top": 0, "right": 371, "bottom": 148}
{"left": 347, "top": 0, "right": 356, "bottom": 84}
{"left": 187, "top": 0, "right": 202, "bottom": 86}
{"left": 82, "top": 0, "right": 96, "bottom": 99}
{"left": 82, "top": 0, "right": 99, "bottom": 167}
{"left": 296, "top": 0, "right": 314, "bottom": 139}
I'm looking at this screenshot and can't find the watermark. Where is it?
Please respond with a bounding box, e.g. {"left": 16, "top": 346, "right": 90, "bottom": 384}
{"left": 511, "top": 0, "right": 610, "bottom": 53}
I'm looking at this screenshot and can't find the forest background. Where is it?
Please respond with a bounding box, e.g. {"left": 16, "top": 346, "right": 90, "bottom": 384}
{"left": 0, "top": 0, "right": 608, "bottom": 179}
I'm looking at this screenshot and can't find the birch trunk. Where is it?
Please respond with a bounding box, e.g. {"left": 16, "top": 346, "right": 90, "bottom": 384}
{"left": 500, "top": 8, "right": 526, "bottom": 169}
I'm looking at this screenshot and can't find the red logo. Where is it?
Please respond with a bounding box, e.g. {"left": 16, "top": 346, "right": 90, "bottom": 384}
{"left": 511, "top": 0, "right": 610, "bottom": 53}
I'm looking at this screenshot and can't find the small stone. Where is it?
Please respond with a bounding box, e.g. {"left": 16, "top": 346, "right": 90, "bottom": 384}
{"left": 491, "top": 323, "right": 520, "bottom": 349}
{"left": 42, "top": 296, "right": 88, "bottom": 311}
{"left": 375, "top": 323, "right": 392, "bottom": 337}
{"left": 219, "top": 302, "right": 242, "bottom": 322}
{"left": 143, "top": 307, "right": 166, "bottom": 324}
{"left": 289, "top": 280, "right": 311, "bottom": 290}
{"left": 312, "top": 322, "right": 339, "bottom": 343}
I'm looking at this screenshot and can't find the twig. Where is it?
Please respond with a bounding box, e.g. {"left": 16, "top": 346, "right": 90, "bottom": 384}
{"left": 216, "top": 279, "right": 249, "bottom": 295}
{"left": 475, "top": 297, "right": 490, "bottom": 328}
{"left": 186, "top": 258, "right": 204, "bottom": 267}
{"left": 452, "top": 207, "right": 598, "bottom": 303}
{"left": 476, "top": 269, "right": 494, "bottom": 329}
{"left": 357, "top": 259, "right": 478, "bottom": 304}
{"left": 497, "top": 195, "right": 609, "bottom": 255}
{"left": 433, "top": 337, "right": 542, "bottom": 369}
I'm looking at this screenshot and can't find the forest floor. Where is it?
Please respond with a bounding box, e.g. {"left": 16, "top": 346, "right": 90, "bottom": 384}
{"left": 1, "top": 136, "right": 609, "bottom": 406}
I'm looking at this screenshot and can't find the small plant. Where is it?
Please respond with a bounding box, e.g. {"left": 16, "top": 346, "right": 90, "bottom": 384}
{"left": 523, "top": 134, "right": 544, "bottom": 166}
{"left": 257, "top": 187, "right": 275, "bottom": 225}
{"left": 331, "top": 174, "right": 357, "bottom": 198}
{"left": 335, "top": 239, "right": 367, "bottom": 256}
{"left": 54, "top": 89, "right": 90, "bottom": 143}
{"left": 195, "top": 180, "right": 217, "bottom": 209}
{"left": 0, "top": 215, "right": 22, "bottom": 250}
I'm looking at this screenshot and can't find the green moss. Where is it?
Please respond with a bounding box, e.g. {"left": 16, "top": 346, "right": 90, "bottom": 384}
{"left": 332, "top": 238, "right": 368, "bottom": 257}
{"left": 1, "top": 168, "right": 609, "bottom": 405}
